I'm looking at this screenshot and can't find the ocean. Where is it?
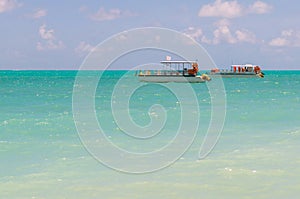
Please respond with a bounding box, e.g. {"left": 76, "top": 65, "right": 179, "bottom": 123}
{"left": 0, "top": 70, "right": 299, "bottom": 199}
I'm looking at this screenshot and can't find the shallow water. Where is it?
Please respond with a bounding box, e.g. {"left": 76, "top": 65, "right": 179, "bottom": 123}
{"left": 0, "top": 70, "right": 299, "bottom": 198}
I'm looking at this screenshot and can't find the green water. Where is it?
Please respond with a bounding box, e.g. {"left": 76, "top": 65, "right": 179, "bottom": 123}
{"left": 0, "top": 70, "right": 299, "bottom": 198}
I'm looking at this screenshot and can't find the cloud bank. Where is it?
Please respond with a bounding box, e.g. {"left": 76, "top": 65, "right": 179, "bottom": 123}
{"left": 90, "top": 7, "right": 136, "bottom": 21}
{"left": 269, "top": 30, "right": 300, "bottom": 47}
{"left": 0, "top": 0, "right": 21, "bottom": 13}
{"left": 198, "top": 0, "right": 272, "bottom": 18}
{"left": 184, "top": 19, "right": 257, "bottom": 45}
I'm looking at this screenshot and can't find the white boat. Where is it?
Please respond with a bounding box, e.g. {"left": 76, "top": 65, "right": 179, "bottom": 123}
{"left": 137, "top": 60, "right": 211, "bottom": 83}
{"left": 209, "top": 64, "right": 264, "bottom": 78}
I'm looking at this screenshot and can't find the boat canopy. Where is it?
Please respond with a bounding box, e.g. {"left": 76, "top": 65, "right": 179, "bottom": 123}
{"left": 159, "top": 60, "right": 199, "bottom": 75}
{"left": 231, "top": 64, "right": 257, "bottom": 67}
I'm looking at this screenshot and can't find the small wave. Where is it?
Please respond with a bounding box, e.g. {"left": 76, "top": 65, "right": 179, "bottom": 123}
{"left": 280, "top": 91, "right": 291, "bottom": 95}
{"left": 219, "top": 167, "right": 259, "bottom": 175}
{"left": 34, "top": 121, "right": 49, "bottom": 126}
{"left": 286, "top": 129, "right": 300, "bottom": 135}
{"left": 263, "top": 81, "right": 271, "bottom": 84}
{"left": 1, "top": 120, "right": 9, "bottom": 126}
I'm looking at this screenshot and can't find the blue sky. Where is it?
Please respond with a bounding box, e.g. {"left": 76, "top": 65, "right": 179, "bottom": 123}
{"left": 0, "top": 0, "right": 300, "bottom": 69}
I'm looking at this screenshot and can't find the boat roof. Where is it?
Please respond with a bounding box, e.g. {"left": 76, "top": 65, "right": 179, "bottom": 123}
{"left": 160, "top": 61, "right": 197, "bottom": 64}
{"left": 231, "top": 64, "right": 258, "bottom": 67}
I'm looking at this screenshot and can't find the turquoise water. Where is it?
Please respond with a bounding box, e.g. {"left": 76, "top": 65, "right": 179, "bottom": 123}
{"left": 0, "top": 70, "right": 300, "bottom": 198}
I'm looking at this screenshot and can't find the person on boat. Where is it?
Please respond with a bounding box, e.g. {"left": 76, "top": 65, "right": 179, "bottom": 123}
{"left": 254, "top": 66, "right": 261, "bottom": 74}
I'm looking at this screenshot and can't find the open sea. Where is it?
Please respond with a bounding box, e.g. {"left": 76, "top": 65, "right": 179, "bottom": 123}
{"left": 0, "top": 70, "right": 299, "bottom": 199}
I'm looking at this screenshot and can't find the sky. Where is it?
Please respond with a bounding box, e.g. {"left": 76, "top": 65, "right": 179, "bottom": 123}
{"left": 0, "top": 0, "right": 300, "bottom": 70}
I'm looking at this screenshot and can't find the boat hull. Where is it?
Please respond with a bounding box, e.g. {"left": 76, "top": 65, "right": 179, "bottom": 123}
{"left": 209, "top": 72, "right": 264, "bottom": 78}
{"left": 138, "top": 75, "right": 207, "bottom": 83}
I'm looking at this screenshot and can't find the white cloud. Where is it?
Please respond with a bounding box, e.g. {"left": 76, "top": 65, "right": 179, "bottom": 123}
{"left": 198, "top": 0, "right": 272, "bottom": 18}
{"left": 39, "top": 24, "right": 55, "bottom": 40}
{"left": 235, "top": 29, "right": 256, "bottom": 43}
{"left": 31, "top": 9, "right": 47, "bottom": 19}
{"left": 36, "top": 40, "right": 64, "bottom": 51}
{"left": 199, "top": 0, "right": 242, "bottom": 18}
{"left": 213, "top": 19, "right": 237, "bottom": 44}
{"left": 37, "top": 24, "right": 64, "bottom": 51}
{"left": 75, "top": 41, "right": 95, "bottom": 55}
{"left": 184, "top": 27, "right": 203, "bottom": 40}
{"left": 201, "top": 36, "right": 211, "bottom": 44}
{"left": 282, "top": 30, "right": 293, "bottom": 37}
{"left": 269, "top": 30, "right": 300, "bottom": 47}
{"left": 183, "top": 27, "right": 211, "bottom": 44}
{"left": 269, "top": 38, "right": 289, "bottom": 47}
{"left": 186, "top": 19, "right": 257, "bottom": 45}
{"left": 91, "top": 8, "right": 120, "bottom": 21}
{"left": 212, "top": 20, "right": 257, "bottom": 44}
{"left": 90, "top": 7, "right": 136, "bottom": 21}
{"left": 0, "top": 0, "right": 21, "bottom": 13}
{"left": 248, "top": 1, "right": 272, "bottom": 14}
{"left": 115, "top": 34, "right": 127, "bottom": 41}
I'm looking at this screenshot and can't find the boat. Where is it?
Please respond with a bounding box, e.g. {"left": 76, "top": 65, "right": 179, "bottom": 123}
{"left": 137, "top": 60, "right": 211, "bottom": 83}
{"left": 209, "top": 64, "right": 264, "bottom": 78}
